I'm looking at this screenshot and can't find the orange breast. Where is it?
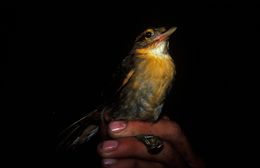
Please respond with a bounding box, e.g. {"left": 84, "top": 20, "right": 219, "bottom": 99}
{"left": 134, "top": 54, "right": 175, "bottom": 105}
{"left": 109, "top": 52, "right": 175, "bottom": 121}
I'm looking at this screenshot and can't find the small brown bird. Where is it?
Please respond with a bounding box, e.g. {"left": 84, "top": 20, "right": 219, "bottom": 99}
{"left": 58, "top": 27, "right": 177, "bottom": 153}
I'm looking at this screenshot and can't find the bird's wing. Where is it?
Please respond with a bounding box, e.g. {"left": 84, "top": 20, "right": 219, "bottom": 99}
{"left": 57, "top": 55, "right": 136, "bottom": 151}
{"left": 102, "top": 54, "right": 136, "bottom": 101}
{"left": 56, "top": 109, "right": 101, "bottom": 152}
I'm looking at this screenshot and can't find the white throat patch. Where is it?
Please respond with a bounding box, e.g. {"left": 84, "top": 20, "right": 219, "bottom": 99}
{"left": 149, "top": 41, "right": 169, "bottom": 58}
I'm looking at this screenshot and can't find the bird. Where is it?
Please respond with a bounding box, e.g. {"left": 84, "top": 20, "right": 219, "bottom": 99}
{"left": 57, "top": 26, "right": 177, "bottom": 153}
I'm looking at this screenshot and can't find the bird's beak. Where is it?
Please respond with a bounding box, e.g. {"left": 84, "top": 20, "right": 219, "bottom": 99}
{"left": 156, "top": 27, "right": 177, "bottom": 42}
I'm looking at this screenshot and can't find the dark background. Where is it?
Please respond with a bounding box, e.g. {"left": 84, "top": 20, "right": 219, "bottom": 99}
{"left": 5, "top": 4, "right": 258, "bottom": 167}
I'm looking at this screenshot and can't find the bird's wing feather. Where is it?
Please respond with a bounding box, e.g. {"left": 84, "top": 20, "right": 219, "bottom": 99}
{"left": 57, "top": 55, "right": 136, "bottom": 151}
{"left": 56, "top": 109, "right": 101, "bottom": 152}
{"left": 102, "top": 54, "right": 136, "bottom": 101}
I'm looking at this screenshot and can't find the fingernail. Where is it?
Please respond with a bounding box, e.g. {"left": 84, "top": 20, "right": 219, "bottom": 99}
{"left": 102, "top": 140, "right": 118, "bottom": 152}
{"left": 102, "top": 159, "right": 117, "bottom": 167}
{"left": 109, "top": 121, "right": 127, "bottom": 133}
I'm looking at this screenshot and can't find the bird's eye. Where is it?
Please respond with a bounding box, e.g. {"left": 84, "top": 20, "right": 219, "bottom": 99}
{"left": 145, "top": 31, "right": 153, "bottom": 38}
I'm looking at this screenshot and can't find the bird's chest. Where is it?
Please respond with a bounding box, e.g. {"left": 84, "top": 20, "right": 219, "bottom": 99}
{"left": 133, "top": 56, "right": 174, "bottom": 93}
{"left": 110, "top": 56, "right": 174, "bottom": 121}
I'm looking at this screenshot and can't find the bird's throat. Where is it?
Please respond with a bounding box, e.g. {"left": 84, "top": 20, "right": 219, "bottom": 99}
{"left": 135, "top": 41, "right": 170, "bottom": 59}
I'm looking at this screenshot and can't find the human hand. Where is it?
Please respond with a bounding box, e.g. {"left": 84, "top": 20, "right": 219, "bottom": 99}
{"left": 97, "top": 117, "right": 204, "bottom": 168}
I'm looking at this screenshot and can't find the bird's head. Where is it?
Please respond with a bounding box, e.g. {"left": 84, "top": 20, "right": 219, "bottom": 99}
{"left": 132, "top": 27, "right": 177, "bottom": 56}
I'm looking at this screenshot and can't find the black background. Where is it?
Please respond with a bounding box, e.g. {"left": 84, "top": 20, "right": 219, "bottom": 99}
{"left": 4, "top": 4, "right": 258, "bottom": 167}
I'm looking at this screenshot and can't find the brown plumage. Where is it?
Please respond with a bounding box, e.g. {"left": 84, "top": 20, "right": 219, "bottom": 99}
{"left": 57, "top": 27, "right": 177, "bottom": 151}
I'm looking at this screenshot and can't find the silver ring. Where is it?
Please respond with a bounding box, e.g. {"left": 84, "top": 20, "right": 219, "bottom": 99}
{"left": 135, "top": 135, "right": 164, "bottom": 155}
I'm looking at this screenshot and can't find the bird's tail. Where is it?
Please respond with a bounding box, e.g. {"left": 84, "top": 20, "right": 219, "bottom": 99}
{"left": 56, "top": 109, "right": 102, "bottom": 152}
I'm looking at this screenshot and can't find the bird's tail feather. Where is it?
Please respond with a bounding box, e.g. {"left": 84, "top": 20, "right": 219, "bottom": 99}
{"left": 56, "top": 109, "right": 101, "bottom": 152}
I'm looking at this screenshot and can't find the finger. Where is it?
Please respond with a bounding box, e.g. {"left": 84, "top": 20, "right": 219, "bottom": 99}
{"left": 101, "top": 158, "right": 164, "bottom": 168}
{"left": 97, "top": 137, "right": 184, "bottom": 167}
{"left": 108, "top": 118, "right": 182, "bottom": 143}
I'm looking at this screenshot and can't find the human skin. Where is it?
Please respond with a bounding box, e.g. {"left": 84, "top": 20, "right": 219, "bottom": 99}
{"left": 97, "top": 117, "right": 204, "bottom": 168}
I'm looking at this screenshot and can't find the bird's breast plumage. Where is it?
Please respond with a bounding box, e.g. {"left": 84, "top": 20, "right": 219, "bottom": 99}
{"left": 108, "top": 53, "right": 175, "bottom": 122}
